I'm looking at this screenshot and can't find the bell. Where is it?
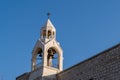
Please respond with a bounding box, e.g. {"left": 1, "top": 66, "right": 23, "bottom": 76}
{"left": 38, "top": 51, "right": 41, "bottom": 54}
{"left": 50, "top": 52, "right": 54, "bottom": 56}
{"left": 52, "top": 55, "right": 54, "bottom": 58}
{"left": 39, "top": 54, "right": 42, "bottom": 57}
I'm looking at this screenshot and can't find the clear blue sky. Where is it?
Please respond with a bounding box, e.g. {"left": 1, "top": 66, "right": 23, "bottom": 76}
{"left": 0, "top": 0, "right": 120, "bottom": 80}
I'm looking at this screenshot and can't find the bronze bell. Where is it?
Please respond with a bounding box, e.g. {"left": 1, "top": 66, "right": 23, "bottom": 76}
{"left": 50, "top": 51, "right": 54, "bottom": 56}
{"left": 39, "top": 54, "right": 42, "bottom": 57}
{"left": 38, "top": 50, "right": 42, "bottom": 57}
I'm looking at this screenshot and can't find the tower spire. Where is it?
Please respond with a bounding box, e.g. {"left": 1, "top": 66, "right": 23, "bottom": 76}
{"left": 31, "top": 14, "right": 63, "bottom": 72}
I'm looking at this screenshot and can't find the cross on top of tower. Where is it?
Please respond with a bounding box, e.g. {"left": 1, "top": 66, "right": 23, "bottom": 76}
{"left": 47, "top": 12, "right": 51, "bottom": 18}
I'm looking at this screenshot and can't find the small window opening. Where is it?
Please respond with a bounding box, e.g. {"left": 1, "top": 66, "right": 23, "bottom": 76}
{"left": 48, "top": 30, "right": 52, "bottom": 38}
{"left": 53, "top": 32, "right": 55, "bottom": 35}
{"left": 43, "top": 30, "right": 46, "bottom": 37}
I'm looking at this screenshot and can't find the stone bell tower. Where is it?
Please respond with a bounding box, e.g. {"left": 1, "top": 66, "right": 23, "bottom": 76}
{"left": 29, "top": 14, "right": 63, "bottom": 80}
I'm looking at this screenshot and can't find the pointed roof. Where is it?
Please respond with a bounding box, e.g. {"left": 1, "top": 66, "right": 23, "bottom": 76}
{"left": 42, "top": 19, "right": 56, "bottom": 31}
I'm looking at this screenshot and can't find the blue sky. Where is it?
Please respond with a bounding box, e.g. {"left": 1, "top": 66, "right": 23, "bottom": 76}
{"left": 0, "top": 0, "right": 120, "bottom": 80}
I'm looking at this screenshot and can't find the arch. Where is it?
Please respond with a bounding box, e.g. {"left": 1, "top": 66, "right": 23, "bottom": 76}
{"left": 37, "top": 48, "right": 43, "bottom": 57}
{"left": 48, "top": 30, "right": 52, "bottom": 38}
{"left": 47, "top": 48, "right": 58, "bottom": 68}
{"left": 53, "top": 31, "right": 55, "bottom": 35}
{"left": 46, "top": 46, "right": 62, "bottom": 56}
{"left": 53, "top": 31, "right": 55, "bottom": 36}
{"left": 33, "top": 48, "right": 43, "bottom": 57}
{"left": 52, "top": 31, "right": 56, "bottom": 38}
{"left": 42, "top": 30, "right": 46, "bottom": 37}
{"left": 46, "top": 46, "right": 62, "bottom": 70}
{"left": 32, "top": 47, "right": 43, "bottom": 70}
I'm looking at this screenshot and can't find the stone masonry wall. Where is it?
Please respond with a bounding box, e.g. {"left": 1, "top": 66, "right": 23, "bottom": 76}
{"left": 58, "top": 44, "right": 120, "bottom": 80}
{"left": 16, "top": 73, "right": 29, "bottom": 80}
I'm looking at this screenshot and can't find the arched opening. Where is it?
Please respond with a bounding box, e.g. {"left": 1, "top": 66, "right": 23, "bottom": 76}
{"left": 35, "top": 48, "right": 43, "bottom": 69}
{"left": 53, "top": 31, "right": 55, "bottom": 38}
{"left": 47, "top": 48, "right": 58, "bottom": 68}
{"left": 48, "top": 30, "right": 52, "bottom": 38}
{"left": 43, "top": 30, "right": 46, "bottom": 38}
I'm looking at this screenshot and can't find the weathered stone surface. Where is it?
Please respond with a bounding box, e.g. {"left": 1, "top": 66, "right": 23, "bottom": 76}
{"left": 57, "top": 44, "right": 120, "bottom": 80}
{"left": 16, "top": 73, "right": 29, "bottom": 80}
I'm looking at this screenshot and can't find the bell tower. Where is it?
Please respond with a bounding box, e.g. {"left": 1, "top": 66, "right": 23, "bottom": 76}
{"left": 29, "top": 14, "right": 63, "bottom": 80}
